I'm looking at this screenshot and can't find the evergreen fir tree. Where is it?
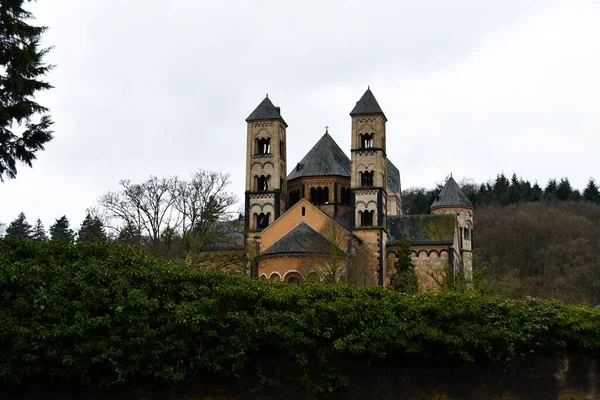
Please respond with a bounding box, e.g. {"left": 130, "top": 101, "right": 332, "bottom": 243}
{"left": 506, "top": 173, "right": 522, "bottom": 204}
{"left": 493, "top": 173, "right": 510, "bottom": 204}
{"left": 531, "top": 183, "right": 543, "bottom": 202}
{"left": 556, "top": 178, "right": 573, "bottom": 201}
{"left": 390, "top": 236, "right": 419, "bottom": 294}
{"left": 5, "top": 212, "right": 31, "bottom": 238}
{"left": 583, "top": 178, "right": 600, "bottom": 203}
{"left": 544, "top": 179, "right": 558, "bottom": 201}
{"left": 30, "top": 218, "right": 48, "bottom": 241}
{"left": 0, "top": 0, "right": 54, "bottom": 181}
{"left": 50, "top": 216, "right": 74, "bottom": 242}
{"left": 78, "top": 213, "right": 107, "bottom": 244}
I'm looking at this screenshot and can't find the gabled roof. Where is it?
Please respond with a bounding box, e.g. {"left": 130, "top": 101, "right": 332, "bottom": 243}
{"left": 261, "top": 222, "right": 345, "bottom": 256}
{"left": 387, "top": 214, "right": 456, "bottom": 246}
{"left": 350, "top": 88, "right": 386, "bottom": 119}
{"left": 287, "top": 132, "right": 351, "bottom": 180}
{"left": 246, "top": 96, "right": 287, "bottom": 125}
{"left": 386, "top": 159, "right": 401, "bottom": 194}
{"left": 430, "top": 177, "right": 473, "bottom": 209}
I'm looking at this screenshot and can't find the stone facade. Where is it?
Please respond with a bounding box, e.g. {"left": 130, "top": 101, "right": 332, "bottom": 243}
{"left": 241, "top": 89, "right": 474, "bottom": 289}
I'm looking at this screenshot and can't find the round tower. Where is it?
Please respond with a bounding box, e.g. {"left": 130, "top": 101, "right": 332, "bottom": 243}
{"left": 430, "top": 176, "right": 474, "bottom": 277}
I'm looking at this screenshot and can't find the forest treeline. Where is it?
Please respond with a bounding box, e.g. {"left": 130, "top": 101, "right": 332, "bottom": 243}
{"left": 403, "top": 173, "right": 600, "bottom": 305}
{"left": 402, "top": 173, "right": 600, "bottom": 215}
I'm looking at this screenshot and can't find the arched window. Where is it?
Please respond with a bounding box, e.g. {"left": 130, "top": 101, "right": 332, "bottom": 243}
{"left": 269, "top": 272, "right": 280, "bottom": 281}
{"left": 285, "top": 272, "right": 303, "bottom": 285}
{"left": 340, "top": 187, "right": 351, "bottom": 205}
{"left": 323, "top": 187, "right": 329, "bottom": 203}
{"left": 256, "top": 138, "right": 271, "bottom": 155}
{"left": 256, "top": 175, "right": 270, "bottom": 192}
{"left": 289, "top": 189, "right": 300, "bottom": 206}
{"left": 361, "top": 210, "right": 374, "bottom": 227}
{"left": 257, "top": 212, "right": 269, "bottom": 229}
{"left": 360, "top": 133, "right": 374, "bottom": 149}
{"left": 361, "top": 171, "right": 374, "bottom": 187}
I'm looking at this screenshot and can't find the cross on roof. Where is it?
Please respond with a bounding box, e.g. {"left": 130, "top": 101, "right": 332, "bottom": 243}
{"left": 325, "top": 125, "right": 329, "bottom": 133}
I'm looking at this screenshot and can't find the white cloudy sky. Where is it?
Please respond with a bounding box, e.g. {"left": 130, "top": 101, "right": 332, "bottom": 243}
{"left": 1, "top": 0, "right": 599, "bottom": 230}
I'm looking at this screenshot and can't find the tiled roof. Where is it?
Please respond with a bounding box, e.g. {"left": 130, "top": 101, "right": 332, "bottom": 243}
{"left": 246, "top": 96, "right": 286, "bottom": 125}
{"left": 261, "top": 222, "right": 345, "bottom": 256}
{"left": 430, "top": 177, "right": 473, "bottom": 209}
{"left": 386, "top": 159, "right": 401, "bottom": 194}
{"left": 350, "top": 88, "right": 386, "bottom": 118}
{"left": 387, "top": 214, "right": 456, "bottom": 246}
{"left": 287, "top": 132, "right": 352, "bottom": 180}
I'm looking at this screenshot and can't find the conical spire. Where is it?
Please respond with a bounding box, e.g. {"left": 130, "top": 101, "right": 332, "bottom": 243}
{"left": 246, "top": 96, "right": 287, "bottom": 125}
{"left": 350, "top": 88, "right": 386, "bottom": 119}
{"left": 287, "top": 131, "right": 351, "bottom": 180}
{"left": 430, "top": 177, "right": 473, "bottom": 209}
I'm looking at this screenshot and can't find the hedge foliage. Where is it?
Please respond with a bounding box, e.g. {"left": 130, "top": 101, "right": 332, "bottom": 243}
{"left": 1, "top": 238, "right": 600, "bottom": 392}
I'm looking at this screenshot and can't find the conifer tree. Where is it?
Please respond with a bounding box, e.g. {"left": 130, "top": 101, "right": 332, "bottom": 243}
{"left": 544, "top": 179, "right": 558, "bottom": 201}
{"left": 390, "top": 236, "right": 419, "bottom": 294}
{"left": 583, "top": 178, "right": 600, "bottom": 203}
{"left": 50, "top": 215, "right": 74, "bottom": 242}
{"left": 0, "top": 0, "right": 54, "bottom": 181}
{"left": 78, "top": 213, "right": 107, "bottom": 244}
{"left": 531, "top": 183, "right": 543, "bottom": 202}
{"left": 5, "top": 212, "right": 31, "bottom": 238}
{"left": 556, "top": 178, "right": 573, "bottom": 201}
{"left": 30, "top": 218, "right": 47, "bottom": 241}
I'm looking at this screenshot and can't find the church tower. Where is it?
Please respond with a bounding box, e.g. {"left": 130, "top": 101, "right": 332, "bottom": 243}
{"left": 350, "top": 88, "right": 388, "bottom": 285}
{"left": 430, "top": 177, "right": 474, "bottom": 278}
{"left": 244, "top": 95, "right": 288, "bottom": 234}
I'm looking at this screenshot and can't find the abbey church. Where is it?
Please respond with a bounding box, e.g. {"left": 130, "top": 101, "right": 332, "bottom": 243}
{"left": 243, "top": 88, "right": 473, "bottom": 288}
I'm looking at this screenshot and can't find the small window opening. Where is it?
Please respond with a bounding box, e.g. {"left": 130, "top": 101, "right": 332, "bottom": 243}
{"left": 289, "top": 189, "right": 301, "bottom": 206}
{"left": 256, "top": 138, "right": 271, "bottom": 155}
{"left": 360, "top": 210, "right": 374, "bottom": 227}
{"left": 340, "top": 187, "right": 351, "bottom": 205}
{"left": 256, "top": 175, "right": 271, "bottom": 192}
{"left": 360, "top": 171, "right": 374, "bottom": 187}
{"left": 310, "top": 186, "right": 329, "bottom": 204}
{"left": 302, "top": 206, "right": 306, "bottom": 216}
{"left": 256, "top": 212, "right": 269, "bottom": 229}
{"left": 360, "top": 133, "right": 374, "bottom": 149}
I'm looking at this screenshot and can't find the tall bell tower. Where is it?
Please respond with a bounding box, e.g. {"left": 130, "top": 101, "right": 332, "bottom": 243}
{"left": 350, "top": 88, "right": 388, "bottom": 286}
{"left": 244, "top": 95, "right": 288, "bottom": 234}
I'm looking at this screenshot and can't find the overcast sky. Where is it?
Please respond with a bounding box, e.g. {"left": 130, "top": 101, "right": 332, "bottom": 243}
{"left": 1, "top": 0, "right": 599, "bottom": 230}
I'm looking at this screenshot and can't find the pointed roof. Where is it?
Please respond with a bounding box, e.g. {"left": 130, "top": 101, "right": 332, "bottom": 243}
{"left": 350, "top": 88, "right": 386, "bottom": 120}
{"left": 287, "top": 132, "right": 351, "bottom": 180}
{"left": 246, "top": 96, "right": 287, "bottom": 126}
{"left": 261, "top": 222, "right": 345, "bottom": 256}
{"left": 430, "top": 177, "right": 473, "bottom": 209}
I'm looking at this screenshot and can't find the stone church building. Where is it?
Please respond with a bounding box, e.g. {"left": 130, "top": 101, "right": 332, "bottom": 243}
{"left": 243, "top": 88, "right": 473, "bottom": 288}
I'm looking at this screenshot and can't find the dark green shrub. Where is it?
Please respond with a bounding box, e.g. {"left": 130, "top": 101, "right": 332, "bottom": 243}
{"left": 1, "top": 238, "right": 600, "bottom": 393}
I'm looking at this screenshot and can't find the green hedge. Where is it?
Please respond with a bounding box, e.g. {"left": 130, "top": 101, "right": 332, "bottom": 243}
{"left": 1, "top": 238, "right": 599, "bottom": 392}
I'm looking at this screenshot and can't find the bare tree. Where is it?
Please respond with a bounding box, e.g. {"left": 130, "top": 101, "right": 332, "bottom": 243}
{"left": 97, "top": 170, "right": 237, "bottom": 259}
{"left": 175, "top": 170, "right": 238, "bottom": 255}
{"left": 98, "top": 175, "right": 181, "bottom": 255}
{"left": 299, "top": 219, "right": 350, "bottom": 283}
